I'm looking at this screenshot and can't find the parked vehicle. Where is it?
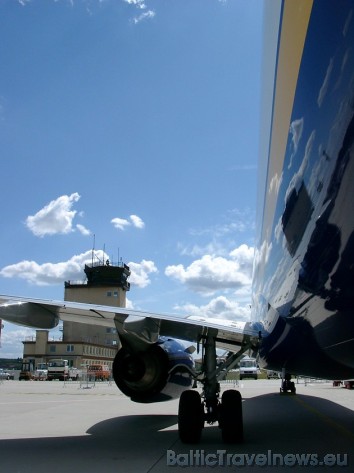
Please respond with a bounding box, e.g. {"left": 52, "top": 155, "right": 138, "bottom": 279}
{"left": 266, "top": 370, "right": 280, "bottom": 379}
{"left": 68, "top": 367, "right": 81, "bottom": 380}
{"left": 87, "top": 364, "right": 110, "bottom": 381}
{"left": 0, "top": 368, "right": 12, "bottom": 380}
{"left": 47, "top": 359, "right": 79, "bottom": 381}
{"left": 33, "top": 363, "right": 48, "bottom": 381}
{"left": 239, "top": 356, "right": 258, "bottom": 380}
{"left": 19, "top": 360, "right": 35, "bottom": 380}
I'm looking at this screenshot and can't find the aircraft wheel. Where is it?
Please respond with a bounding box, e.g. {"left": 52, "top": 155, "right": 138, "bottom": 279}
{"left": 219, "top": 389, "right": 243, "bottom": 443}
{"left": 178, "top": 390, "right": 203, "bottom": 443}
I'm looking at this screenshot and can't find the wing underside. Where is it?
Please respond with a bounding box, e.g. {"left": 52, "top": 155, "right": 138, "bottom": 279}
{"left": 0, "top": 295, "right": 260, "bottom": 352}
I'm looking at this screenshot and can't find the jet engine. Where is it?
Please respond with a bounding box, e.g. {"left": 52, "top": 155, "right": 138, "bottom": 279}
{"left": 112, "top": 337, "right": 194, "bottom": 403}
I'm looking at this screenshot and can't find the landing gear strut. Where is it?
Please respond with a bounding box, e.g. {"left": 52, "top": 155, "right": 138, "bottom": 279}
{"left": 280, "top": 373, "right": 296, "bottom": 394}
{"left": 178, "top": 333, "right": 250, "bottom": 444}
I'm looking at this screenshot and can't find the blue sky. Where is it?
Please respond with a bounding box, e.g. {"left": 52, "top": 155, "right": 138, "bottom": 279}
{"left": 0, "top": 0, "right": 263, "bottom": 357}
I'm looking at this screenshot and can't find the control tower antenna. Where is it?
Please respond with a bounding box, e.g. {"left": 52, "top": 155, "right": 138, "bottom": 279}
{"left": 92, "top": 233, "right": 96, "bottom": 267}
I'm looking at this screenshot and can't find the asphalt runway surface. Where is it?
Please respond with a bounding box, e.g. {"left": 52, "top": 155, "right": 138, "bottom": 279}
{"left": 0, "top": 379, "right": 353, "bottom": 472}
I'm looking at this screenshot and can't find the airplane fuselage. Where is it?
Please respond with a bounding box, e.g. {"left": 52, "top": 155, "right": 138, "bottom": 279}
{"left": 253, "top": 0, "right": 354, "bottom": 379}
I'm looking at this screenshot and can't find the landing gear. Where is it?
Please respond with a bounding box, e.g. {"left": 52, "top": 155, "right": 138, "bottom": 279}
{"left": 280, "top": 373, "right": 296, "bottom": 394}
{"left": 220, "top": 389, "right": 243, "bottom": 443}
{"left": 178, "top": 390, "right": 204, "bottom": 443}
{"left": 178, "top": 333, "right": 251, "bottom": 444}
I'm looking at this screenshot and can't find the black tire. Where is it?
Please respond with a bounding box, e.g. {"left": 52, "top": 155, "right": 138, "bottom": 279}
{"left": 219, "top": 389, "right": 243, "bottom": 443}
{"left": 178, "top": 390, "right": 203, "bottom": 443}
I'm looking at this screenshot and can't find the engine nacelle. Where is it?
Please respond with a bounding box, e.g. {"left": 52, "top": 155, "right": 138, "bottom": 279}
{"left": 113, "top": 337, "right": 194, "bottom": 403}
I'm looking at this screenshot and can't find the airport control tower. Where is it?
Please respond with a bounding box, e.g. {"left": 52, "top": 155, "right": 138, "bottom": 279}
{"left": 63, "top": 260, "right": 131, "bottom": 345}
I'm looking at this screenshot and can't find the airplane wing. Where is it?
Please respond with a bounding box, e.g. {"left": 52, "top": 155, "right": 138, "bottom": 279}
{"left": 0, "top": 295, "right": 261, "bottom": 353}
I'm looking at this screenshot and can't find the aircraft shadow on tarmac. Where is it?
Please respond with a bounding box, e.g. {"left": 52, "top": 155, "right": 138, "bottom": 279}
{"left": 0, "top": 393, "right": 353, "bottom": 472}
{"left": 86, "top": 413, "right": 178, "bottom": 438}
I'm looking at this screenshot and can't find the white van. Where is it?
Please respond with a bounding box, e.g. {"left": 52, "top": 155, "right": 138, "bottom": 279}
{"left": 239, "top": 356, "right": 258, "bottom": 380}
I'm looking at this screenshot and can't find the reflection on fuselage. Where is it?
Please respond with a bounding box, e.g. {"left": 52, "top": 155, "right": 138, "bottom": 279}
{"left": 252, "top": 0, "right": 354, "bottom": 379}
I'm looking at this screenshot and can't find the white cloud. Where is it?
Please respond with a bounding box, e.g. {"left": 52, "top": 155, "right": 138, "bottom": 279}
{"left": 111, "top": 214, "right": 145, "bottom": 231}
{"left": 0, "top": 251, "right": 157, "bottom": 291}
{"left": 189, "top": 208, "right": 255, "bottom": 239}
{"left": 165, "top": 244, "right": 254, "bottom": 295}
{"left": 17, "top": 0, "right": 156, "bottom": 23}
{"left": 0, "top": 250, "right": 107, "bottom": 286}
{"left": 317, "top": 57, "right": 334, "bottom": 108}
{"left": 123, "top": 0, "right": 146, "bottom": 9}
{"left": 130, "top": 214, "right": 145, "bottom": 229}
{"left": 0, "top": 326, "right": 36, "bottom": 358}
{"left": 125, "top": 297, "right": 134, "bottom": 309}
{"left": 229, "top": 244, "right": 254, "bottom": 265}
{"left": 268, "top": 172, "right": 282, "bottom": 198}
{"left": 128, "top": 259, "right": 158, "bottom": 288}
{"left": 178, "top": 242, "right": 225, "bottom": 258}
{"left": 253, "top": 239, "right": 272, "bottom": 273}
{"left": 290, "top": 118, "right": 303, "bottom": 154}
{"left": 175, "top": 296, "right": 251, "bottom": 321}
{"left": 288, "top": 117, "right": 304, "bottom": 169}
{"left": 122, "top": 0, "right": 155, "bottom": 24}
{"left": 343, "top": 10, "right": 353, "bottom": 36}
{"left": 76, "top": 224, "right": 91, "bottom": 236}
{"left": 285, "top": 130, "right": 315, "bottom": 203}
{"left": 132, "top": 10, "right": 155, "bottom": 24}
{"left": 111, "top": 217, "right": 131, "bottom": 231}
{"left": 0, "top": 325, "right": 63, "bottom": 358}
{"left": 25, "top": 193, "right": 81, "bottom": 237}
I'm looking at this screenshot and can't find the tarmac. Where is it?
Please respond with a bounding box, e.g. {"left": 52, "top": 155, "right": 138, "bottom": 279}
{"left": 0, "top": 378, "right": 353, "bottom": 472}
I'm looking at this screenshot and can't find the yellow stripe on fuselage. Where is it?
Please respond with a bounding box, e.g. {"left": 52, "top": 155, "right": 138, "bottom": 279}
{"left": 262, "top": 0, "right": 313, "bottom": 243}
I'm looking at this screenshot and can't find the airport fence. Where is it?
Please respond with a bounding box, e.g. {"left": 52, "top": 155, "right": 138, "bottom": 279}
{"left": 62, "top": 373, "right": 113, "bottom": 389}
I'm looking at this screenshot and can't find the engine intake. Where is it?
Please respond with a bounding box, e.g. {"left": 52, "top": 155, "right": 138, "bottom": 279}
{"left": 113, "top": 338, "right": 194, "bottom": 403}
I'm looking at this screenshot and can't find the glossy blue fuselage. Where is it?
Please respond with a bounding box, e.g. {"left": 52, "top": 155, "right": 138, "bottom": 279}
{"left": 253, "top": 0, "right": 354, "bottom": 379}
